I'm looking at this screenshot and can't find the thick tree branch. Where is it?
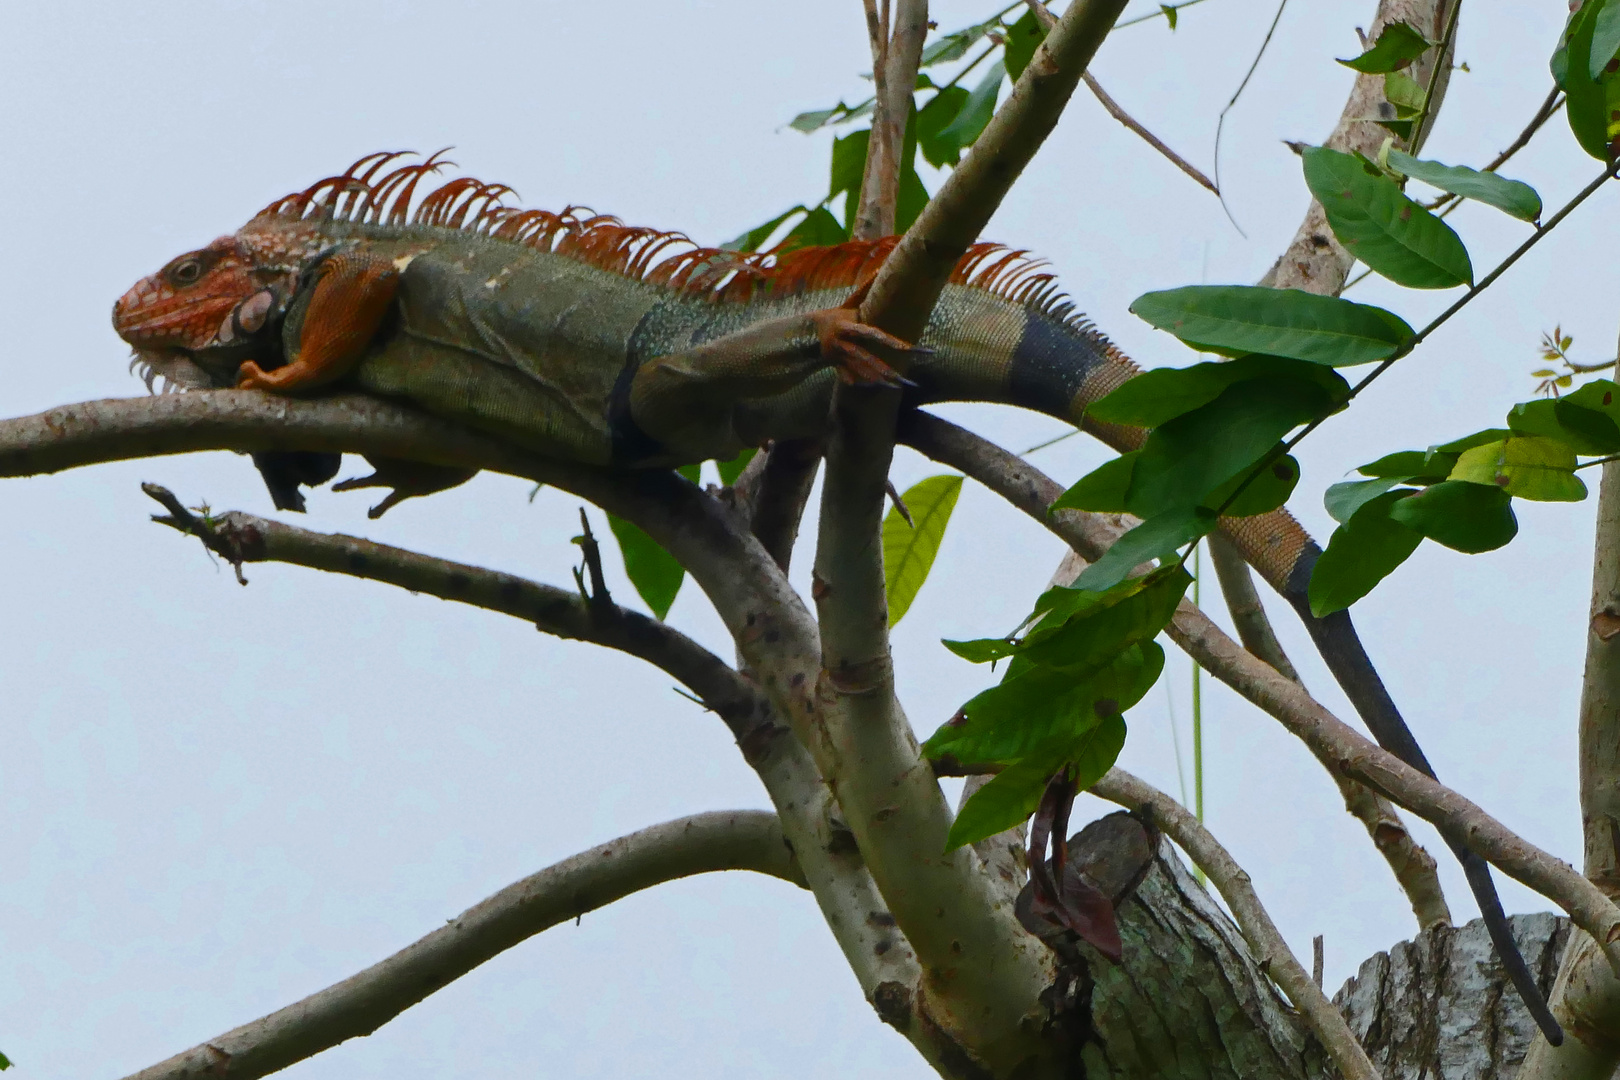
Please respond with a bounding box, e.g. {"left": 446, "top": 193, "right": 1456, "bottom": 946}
{"left": 121, "top": 812, "right": 801, "bottom": 1080}
{"left": 1092, "top": 769, "right": 1380, "bottom": 1080}
{"left": 897, "top": 410, "right": 1620, "bottom": 965}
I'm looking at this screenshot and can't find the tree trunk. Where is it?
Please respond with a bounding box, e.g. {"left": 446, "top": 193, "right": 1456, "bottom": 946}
{"left": 1087, "top": 830, "right": 1567, "bottom": 1079}
{"left": 1334, "top": 913, "right": 1571, "bottom": 1079}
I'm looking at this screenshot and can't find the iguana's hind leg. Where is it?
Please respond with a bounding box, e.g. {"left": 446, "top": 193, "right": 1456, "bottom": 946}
{"left": 332, "top": 457, "right": 478, "bottom": 519}
{"left": 628, "top": 286, "right": 920, "bottom": 456}
{"left": 237, "top": 250, "right": 401, "bottom": 392}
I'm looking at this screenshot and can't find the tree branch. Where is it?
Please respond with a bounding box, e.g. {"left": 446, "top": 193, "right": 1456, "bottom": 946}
{"left": 1092, "top": 768, "right": 1380, "bottom": 1080}
{"left": 121, "top": 812, "right": 802, "bottom": 1080}
{"left": 1022, "top": 0, "right": 1217, "bottom": 195}
{"left": 1515, "top": 372, "right": 1620, "bottom": 1076}
{"left": 854, "top": 0, "right": 928, "bottom": 239}
{"left": 1202, "top": 536, "right": 1449, "bottom": 931}
{"left": 897, "top": 409, "right": 1620, "bottom": 966}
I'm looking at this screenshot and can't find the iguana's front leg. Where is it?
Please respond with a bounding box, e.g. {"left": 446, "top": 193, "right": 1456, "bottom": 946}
{"left": 237, "top": 250, "right": 401, "bottom": 392}
{"left": 628, "top": 288, "right": 920, "bottom": 455}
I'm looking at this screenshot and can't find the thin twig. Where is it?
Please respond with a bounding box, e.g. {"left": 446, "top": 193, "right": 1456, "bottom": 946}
{"left": 1023, "top": 0, "right": 1217, "bottom": 195}
{"left": 122, "top": 813, "right": 803, "bottom": 1080}
{"left": 1085, "top": 73, "right": 1219, "bottom": 194}
{"left": 1113, "top": 0, "right": 1207, "bottom": 28}
{"left": 1093, "top": 768, "right": 1381, "bottom": 1080}
{"left": 1212, "top": 0, "right": 1288, "bottom": 235}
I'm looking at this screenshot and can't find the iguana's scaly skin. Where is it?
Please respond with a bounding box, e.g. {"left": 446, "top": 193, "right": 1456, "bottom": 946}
{"left": 110, "top": 153, "right": 1558, "bottom": 1037}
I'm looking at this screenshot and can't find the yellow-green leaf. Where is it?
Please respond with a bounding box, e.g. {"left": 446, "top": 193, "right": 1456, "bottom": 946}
{"left": 1449, "top": 436, "right": 1587, "bottom": 502}
{"left": 884, "top": 475, "right": 964, "bottom": 626}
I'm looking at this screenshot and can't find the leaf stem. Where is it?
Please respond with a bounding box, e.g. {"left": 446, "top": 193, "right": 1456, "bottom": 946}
{"left": 1408, "top": 0, "right": 1462, "bottom": 152}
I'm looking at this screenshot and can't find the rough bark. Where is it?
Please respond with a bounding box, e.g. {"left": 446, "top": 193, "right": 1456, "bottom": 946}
{"left": 1336, "top": 914, "right": 1571, "bottom": 1080}
{"left": 1086, "top": 837, "right": 1329, "bottom": 1079}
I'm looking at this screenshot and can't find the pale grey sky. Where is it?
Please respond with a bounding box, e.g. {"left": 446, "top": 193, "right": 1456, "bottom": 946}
{"left": 0, "top": 1, "right": 1600, "bottom": 1076}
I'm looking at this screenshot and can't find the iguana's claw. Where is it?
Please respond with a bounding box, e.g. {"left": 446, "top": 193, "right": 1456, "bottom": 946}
{"left": 332, "top": 457, "right": 478, "bottom": 518}
{"left": 816, "top": 310, "right": 927, "bottom": 388}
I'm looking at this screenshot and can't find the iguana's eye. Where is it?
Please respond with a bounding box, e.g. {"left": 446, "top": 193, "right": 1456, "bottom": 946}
{"left": 170, "top": 259, "right": 203, "bottom": 285}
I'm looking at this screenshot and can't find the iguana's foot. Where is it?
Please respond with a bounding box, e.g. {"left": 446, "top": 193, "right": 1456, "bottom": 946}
{"left": 332, "top": 457, "right": 478, "bottom": 518}
{"left": 811, "top": 277, "right": 926, "bottom": 387}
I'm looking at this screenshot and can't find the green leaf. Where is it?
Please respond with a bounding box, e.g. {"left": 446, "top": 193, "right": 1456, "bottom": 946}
{"left": 945, "top": 756, "right": 1054, "bottom": 849}
{"left": 1127, "top": 379, "right": 1336, "bottom": 519}
{"left": 0, "top": 1050, "right": 12, "bottom": 1070}
{"left": 1053, "top": 452, "right": 1136, "bottom": 513}
{"left": 1338, "top": 21, "right": 1433, "bottom": 73}
{"left": 831, "top": 128, "right": 871, "bottom": 226}
{"left": 937, "top": 60, "right": 1005, "bottom": 157}
{"left": 1309, "top": 491, "right": 1424, "bottom": 615}
{"left": 1129, "top": 286, "right": 1413, "bottom": 366}
{"left": 1302, "top": 147, "right": 1472, "bottom": 289}
{"left": 1325, "top": 476, "right": 1408, "bottom": 523}
{"left": 778, "top": 206, "right": 848, "bottom": 252}
{"left": 1357, "top": 448, "right": 1457, "bottom": 481}
{"left": 1003, "top": 10, "right": 1048, "bottom": 80}
{"left": 917, "top": 85, "right": 972, "bottom": 167}
{"left": 1206, "top": 452, "right": 1299, "bottom": 517}
{"left": 716, "top": 447, "right": 758, "bottom": 487}
{"left": 1087, "top": 354, "right": 1351, "bottom": 428}
{"left": 1434, "top": 428, "right": 1515, "bottom": 454}
{"left": 1564, "top": 0, "right": 1615, "bottom": 159}
{"left": 884, "top": 474, "right": 964, "bottom": 626}
{"left": 1068, "top": 712, "right": 1129, "bottom": 791}
{"left": 1021, "top": 571, "right": 1189, "bottom": 674}
{"left": 896, "top": 156, "right": 930, "bottom": 234}
{"left": 928, "top": 643, "right": 1162, "bottom": 766}
{"left": 1595, "top": 0, "right": 1620, "bottom": 79}
{"left": 920, "top": 16, "right": 998, "bottom": 67}
{"left": 1162, "top": 4, "right": 1178, "bottom": 30}
{"left": 943, "top": 636, "right": 1020, "bottom": 663}
{"left": 1382, "top": 70, "right": 1428, "bottom": 113}
{"left": 1389, "top": 480, "right": 1518, "bottom": 553}
{"left": 936, "top": 708, "right": 1128, "bottom": 852}
{"left": 724, "top": 205, "right": 809, "bottom": 253}
{"left": 1385, "top": 149, "right": 1542, "bottom": 222}
{"left": 1449, "top": 436, "right": 1587, "bottom": 502}
{"left": 1075, "top": 507, "right": 1215, "bottom": 592}
{"left": 1509, "top": 397, "right": 1620, "bottom": 456}
{"left": 608, "top": 514, "right": 685, "bottom": 620}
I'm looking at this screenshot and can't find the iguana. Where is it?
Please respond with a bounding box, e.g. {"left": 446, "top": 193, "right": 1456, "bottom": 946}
{"left": 111, "top": 152, "right": 1559, "bottom": 1040}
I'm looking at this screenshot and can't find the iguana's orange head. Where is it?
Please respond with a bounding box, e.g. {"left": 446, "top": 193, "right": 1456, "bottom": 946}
{"left": 113, "top": 236, "right": 262, "bottom": 352}
{"left": 113, "top": 220, "right": 324, "bottom": 389}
